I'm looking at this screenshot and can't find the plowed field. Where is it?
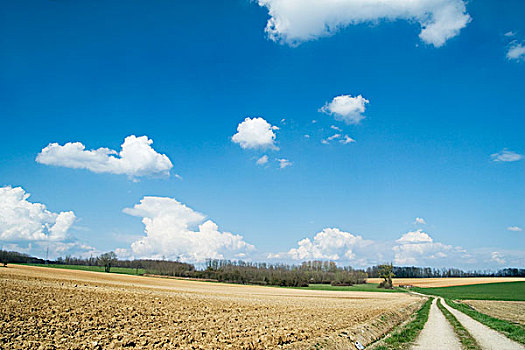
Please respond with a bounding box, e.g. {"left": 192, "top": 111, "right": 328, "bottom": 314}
{"left": 0, "top": 265, "right": 422, "bottom": 349}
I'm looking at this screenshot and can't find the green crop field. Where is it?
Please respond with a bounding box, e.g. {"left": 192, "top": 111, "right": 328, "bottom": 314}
{"left": 413, "top": 281, "right": 525, "bottom": 301}
{"left": 294, "top": 283, "right": 407, "bottom": 293}
{"left": 17, "top": 263, "right": 145, "bottom": 276}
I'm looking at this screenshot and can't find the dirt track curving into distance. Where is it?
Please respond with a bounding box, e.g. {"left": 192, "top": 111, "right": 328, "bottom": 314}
{"left": 411, "top": 298, "right": 461, "bottom": 350}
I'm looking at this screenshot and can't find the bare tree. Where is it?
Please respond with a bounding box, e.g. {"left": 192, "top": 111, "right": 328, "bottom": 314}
{"left": 98, "top": 252, "right": 117, "bottom": 273}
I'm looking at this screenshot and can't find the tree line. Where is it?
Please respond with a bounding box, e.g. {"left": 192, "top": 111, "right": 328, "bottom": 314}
{"left": 366, "top": 265, "right": 525, "bottom": 278}
{"left": 2, "top": 249, "right": 523, "bottom": 286}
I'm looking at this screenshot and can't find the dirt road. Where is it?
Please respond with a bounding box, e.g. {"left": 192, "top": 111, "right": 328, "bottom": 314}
{"left": 411, "top": 298, "right": 461, "bottom": 350}
{"left": 440, "top": 298, "right": 524, "bottom": 350}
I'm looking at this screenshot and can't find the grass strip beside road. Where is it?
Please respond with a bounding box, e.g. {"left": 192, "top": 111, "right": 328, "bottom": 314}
{"left": 413, "top": 282, "right": 525, "bottom": 301}
{"left": 445, "top": 299, "right": 525, "bottom": 345}
{"left": 374, "top": 297, "right": 432, "bottom": 350}
{"left": 437, "top": 299, "right": 480, "bottom": 350}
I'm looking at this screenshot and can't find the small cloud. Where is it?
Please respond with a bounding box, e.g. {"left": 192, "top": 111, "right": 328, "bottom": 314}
{"left": 321, "top": 139, "right": 329, "bottom": 145}
{"left": 330, "top": 125, "right": 342, "bottom": 132}
{"left": 491, "top": 149, "right": 523, "bottom": 162}
{"left": 312, "top": 120, "right": 317, "bottom": 124}
{"left": 174, "top": 174, "right": 183, "bottom": 180}
{"left": 304, "top": 134, "right": 310, "bottom": 139}
{"left": 320, "top": 94, "right": 369, "bottom": 125}
{"left": 256, "top": 155, "right": 269, "bottom": 165}
{"left": 507, "top": 42, "right": 525, "bottom": 61}
{"left": 396, "top": 229, "right": 433, "bottom": 243}
{"left": 415, "top": 217, "right": 427, "bottom": 225}
{"left": 340, "top": 135, "right": 356, "bottom": 144}
{"left": 491, "top": 251, "right": 505, "bottom": 264}
{"left": 232, "top": 117, "right": 279, "bottom": 150}
{"left": 507, "top": 226, "right": 523, "bottom": 232}
{"left": 327, "top": 134, "right": 341, "bottom": 141}
{"left": 280, "top": 118, "right": 286, "bottom": 124}
{"left": 504, "top": 31, "right": 516, "bottom": 37}
{"left": 276, "top": 158, "right": 292, "bottom": 169}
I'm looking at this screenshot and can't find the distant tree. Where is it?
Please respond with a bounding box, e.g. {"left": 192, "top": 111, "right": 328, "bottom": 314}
{"left": 0, "top": 250, "right": 7, "bottom": 267}
{"left": 98, "top": 252, "right": 117, "bottom": 273}
{"left": 378, "top": 263, "right": 394, "bottom": 289}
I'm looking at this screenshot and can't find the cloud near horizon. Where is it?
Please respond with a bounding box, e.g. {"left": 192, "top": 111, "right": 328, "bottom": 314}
{"left": 258, "top": 0, "right": 471, "bottom": 47}
{"left": 0, "top": 186, "right": 97, "bottom": 259}
{"left": 121, "top": 196, "right": 255, "bottom": 262}
{"left": 0, "top": 186, "right": 76, "bottom": 242}
{"left": 36, "top": 135, "right": 173, "bottom": 178}
{"left": 393, "top": 229, "right": 468, "bottom": 265}
{"left": 268, "top": 228, "right": 374, "bottom": 264}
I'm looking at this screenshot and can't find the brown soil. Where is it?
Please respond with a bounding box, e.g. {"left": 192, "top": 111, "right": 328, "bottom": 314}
{"left": 463, "top": 300, "right": 525, "bottom": 325}
{"left": 0, "top": 265, "right": 422, "bottom": 349}
{"left": 366, "top": 277, "right": 525, "bottom": 288}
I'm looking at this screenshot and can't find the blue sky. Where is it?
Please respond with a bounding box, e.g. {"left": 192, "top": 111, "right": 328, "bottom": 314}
{"left": 0, "top": 0, "right": 523, "bottom": 268}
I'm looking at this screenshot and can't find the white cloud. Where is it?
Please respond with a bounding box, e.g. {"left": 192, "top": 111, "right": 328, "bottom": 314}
{"left": 36, "top": 135, "right": 173, "bottom": 178}
{"left": 270, "top": 228, "right": 372, "bottom": 262}
{"left": 396, "top": 229, "right": 432, "bottom": 243}
{"left": 256, "top": 155, "right": 269, "bottom": 165}
{"left": 504, "top": 31, "right": 516, "bottom": 37}
{"left": 322, "top": 133, "right": 355, "bottom": 145}
{"left": 507, "top": 226, "right": 523, "bottom": 232}
{"left": 320, "top": 95, "right": 369, "bottom": 124}
{"left": 415, "top": 217, "right": 427, "bottom": 225}
{"left": 321, "top": 134, "right": 341, "bottom": 144}
{"left": 393, "top": 229, "right": 466, "bottom": 265}
{"left": 0, "top": 186, "right": 76, "bottom": 242}
{"left": 330, "top": 125, "right": 342, "bottom": 132}
{"left": 507, "top": 43, "right": 525, "bottom": 61}
{"left": 340, "top": 135, "right": 356, "bottom": 144}
{"left": 122, "top": 196, "right": 255, "bottom": 262}
{"left": 276, "top": 158, "right": 292, "bottom": 168}
{"left": 491, "top": 251, "right": 505, "bottom": 265}
{"left": 304, "top": 134, "right": 310, "bottom": 139}
{"left": 258, "top": 0, "right": 470, "bottom": 47}
{"left": 491, "top": 149, "right": 523, "bottom": 162}
{"left": 232, "top": 117, "right": 279, "bottom": 150}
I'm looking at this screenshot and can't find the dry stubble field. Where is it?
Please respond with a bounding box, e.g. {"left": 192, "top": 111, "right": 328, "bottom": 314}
{"left": 366, "top": 277, "right": 525, "bottom": 287}
{"left": 0, "top": 265, "right": 423, "bottom": 349}
{"left": 463, "top": 300, "right": 525, "bottom": 325}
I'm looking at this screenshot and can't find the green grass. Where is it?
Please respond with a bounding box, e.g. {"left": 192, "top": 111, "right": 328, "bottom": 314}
{"left": 413, "top": 282, "right": 525, "bottom": 301}
{"left": 17, "top": 263, "right": 145, "bottom": 276}
{"left": 445, "top": 299, "right": 525, "bottom": 345}
{"left": 437, "top": 299, "right": 480, "bottom": 349}
{"left": 373, "top": 297, "right": 433, "bottom": 350}
{"left": 294, "top": 283, "right": 407, "bottom": 293}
